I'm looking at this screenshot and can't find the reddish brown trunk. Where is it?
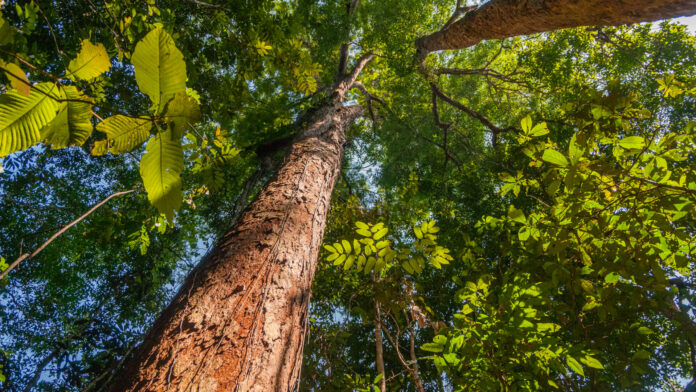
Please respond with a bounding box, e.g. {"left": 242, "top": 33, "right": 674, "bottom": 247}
{"left": 416, "top": 0, "right": 696, "bottom": 54}
{"left": 110, "top": 104, "right": 363, "bottom": 392}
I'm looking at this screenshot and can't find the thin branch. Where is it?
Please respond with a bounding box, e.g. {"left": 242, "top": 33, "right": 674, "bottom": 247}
{"left": 443, "top": 1, "right": 477, "bottom": 29}
{"left": 430, "top": 82, "right": 516, "bottom": 145}
{"left": 1, "top": 189, "right": 135, "bottom": 280}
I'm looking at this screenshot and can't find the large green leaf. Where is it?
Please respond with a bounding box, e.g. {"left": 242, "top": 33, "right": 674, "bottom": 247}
{"left": 132, "top": 27, "right": 186, "bottom": 113}
{"left": 165, "top": 91, "right": 200, "bottom": 139}
{"left": 41, "top": 86, "right": 93, "bottom": 148}
{"left": 0, "top": 82, "right": 60, "bottom": 157}
{"left": 139, "top": 131, "right": 184, "bottom": 220}
{"left": 0, "top": 60, "right": 30, "bottom": 96}
{"left": 96, "top": 115, "right": 151, "bottom": 154}
{"left": 67, "top": 40, "right": 111, "bottom": 81}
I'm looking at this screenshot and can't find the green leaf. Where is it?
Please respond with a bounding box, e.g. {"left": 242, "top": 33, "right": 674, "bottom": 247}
{"left": 373, "top": 227, "right": 388, "bottom": 240}
{"left": 67, "top": 40, "right": 111, "bottom": 81}
{"left": 1, "top": 61, "right": 30, "bottom": 96}
{"left": 165, "top": 92, "right": 200, "bottom": 139}
{"left": 542, "top": 149, "right": 569, "bottom": 167}
{"left": 580, "top": 355, "right": 604, "bottom": 369}
{"left": 637, "top": 326, "right": 653, "bottom": 335}
{"left": 333, "top": 254, "right": 346, "bottom": 266}
{"left": 508, "top": 206, "right": 526, "bottom": 224}
{"left": 344, "top": 255, "right": 355, "bottom": 270}
{"left": 342, "top": 239, "right": 352, "bottom": 254}
{"left": 521, "top": 115, "right": 532, "bottom": 134}
{"left": 548, "top": 380, "right": 559, "bottom": 389}
{"left": 357, "top": 228, "right": 372, "bottom": 237}
{"left": 0, "top": 16, "right": 15, "bottom": 45}
{"left": 414, "top": 226, "right": 423, "bottom": 239}
{"left": 604, "top": 272, "right": 620, "bottom": 284}
{"left": 421, "top": 343, "right": 443, "bottom": 353}
{"left": 566, "top": 355, "right": 584, "bottom": 377}
{"left": 529, "top": 122, "right": 549, "bottom": 137}
{"left": 0, "top": 82, "right": 60, "bottom": 157}
{"left": 618, "top": 136, "right": 645, "bottom": 150}
{"left": 96, "top": 115, "right": 152, "bottom": 154}
{"left": 356, "top": 221, "right": 369, "bottom": 230}
{"left": 323, "top": 244, "right": 337, "bottom": 253}
{"left": 132, "top": 27, "right": 186, "bottom": 113}
{"left": 139, "top": 131, "right": 184, "bottom": 221}
{"left": 41, "top": 86, "right": 93, "bottom": 148}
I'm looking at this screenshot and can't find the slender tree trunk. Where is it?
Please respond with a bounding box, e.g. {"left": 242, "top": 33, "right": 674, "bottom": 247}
{"left": 407, "top": 321, "right": 425, "bottom": 392}
{"left": 373, "top": 298, "right": 387, "bottom": 392}
{"left": 416, "top": 0, "right": 696, "bottom": 54}
{"left": 110, "top": 102, "right": 364, "bottom": 392}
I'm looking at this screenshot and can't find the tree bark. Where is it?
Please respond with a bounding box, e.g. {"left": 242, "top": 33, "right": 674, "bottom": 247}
{"left": 416, "top": 0, "right": 696, "bottom": 54}
{"left": 110, "top": 102, "right": 364, "bottom": 392}
{"left": 373, "top": 298, "right": 387, "bottom": 392}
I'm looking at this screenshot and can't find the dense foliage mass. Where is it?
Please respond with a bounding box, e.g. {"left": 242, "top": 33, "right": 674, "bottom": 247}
{"left": 0, "top": 0, "right": 694, "bottom": 391}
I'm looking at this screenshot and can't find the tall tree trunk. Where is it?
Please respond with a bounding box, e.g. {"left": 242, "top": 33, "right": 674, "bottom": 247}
{"left": 110, "top": 102, "right": 364, "bottom": 392}
{"left": 416, "top": 0, "right": 696, "bottom": 54}
{"left": 373, "top": 297, "right": 387, "bottom": 392}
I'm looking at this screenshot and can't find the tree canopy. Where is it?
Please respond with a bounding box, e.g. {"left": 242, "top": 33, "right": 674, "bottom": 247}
{"left": 0, "top": 0, "right": 695, "bottom": 391}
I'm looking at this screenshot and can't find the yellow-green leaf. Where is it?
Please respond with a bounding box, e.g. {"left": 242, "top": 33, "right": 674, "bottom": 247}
{"left": 1, "top": 61, "right": 30, "bottom": 96}
{"left": 165, "top": 91, "right": 200, "bottom": 139}
{"left": 139, "top": 131, "right": 184, "bottom": 221}
{"left": 0, "top": 82, "right": 60, "bottom": 157}
{"left": 542, "top": 149, "right": 569, "bottom": 167}
{"left": 41, "top": 86, "right": 93, "bottom": 148}
{"left": 97, "top": 115, "right": 151, "bottom": 154}
{"left": 67, "top": 40, "right": 111, "bottom": 81}
{"left": 566, "top": 356, "right": 584, "bottom": 377}
{"left": 91, "top": 140, "right": 108, "bottom": 156}
{"left": 618, "top": 136, "right": 645, "bottom": 150}
{"left": 132, "top": 27, "right": 186, "bottom": 113}
{"left": 373, "top": 227, "right": 388, "bottom": 240}
{"left": 342, "top": 239, "right": 351, "bottom": 254}
{"left": 581, "top": 355, "right": 604, "bottom": 369}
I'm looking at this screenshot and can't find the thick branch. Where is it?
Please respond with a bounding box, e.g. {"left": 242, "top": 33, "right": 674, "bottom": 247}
{"left": 416, "top": 0, "right": 696, "bottom": 54}
{"left": 1, "top": 189, "right": 135, "bottom": 280}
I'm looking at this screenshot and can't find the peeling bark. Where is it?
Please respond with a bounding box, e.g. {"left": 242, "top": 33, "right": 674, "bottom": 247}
{"left": 110, "top": 103, "right": 364, "bottom": 392}
{"left": 416, "top": 0, "right": 696, "bottom": 54}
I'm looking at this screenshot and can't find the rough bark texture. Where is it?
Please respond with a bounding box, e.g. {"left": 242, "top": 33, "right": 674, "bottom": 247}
{"left": 373, "top": 299, "right": 387, "bottom": 392}
{"left": 110, "top": 103, "right": 363, "bottom": 392}
{"left": 416, "top": 0, "right": 696, "bottom": 53}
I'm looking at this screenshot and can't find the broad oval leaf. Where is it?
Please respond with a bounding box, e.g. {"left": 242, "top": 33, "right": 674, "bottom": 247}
{"left": 542, "top": 149, "right": 569, "bottom": 167}
{"left": 97, "top": 115, "right": 151, "bottom": 154}
{"left": 68, "top": 40, "right": 111, "bottom": 81}
{"left": 618, "top": 136, "right": 645, "bottom": 150}
{"left": 140, "top": 131, "right": 184, "bottom": 221}
{"left": 132, "top": 27, "right": 186, "bottom": 113}
{"left": 165, "top": 91, "right": 200, "bottom": 139}
{"left": 0, "top": 82, "right": 60, "bottom": 157}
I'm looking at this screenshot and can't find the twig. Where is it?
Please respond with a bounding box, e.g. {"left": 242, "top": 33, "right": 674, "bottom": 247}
{"left": 1, "top": 189, "right": 135, "bottom": 280}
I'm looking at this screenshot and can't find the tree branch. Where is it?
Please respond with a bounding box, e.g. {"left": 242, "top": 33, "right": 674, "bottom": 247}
{"left": 430, "top": 82, "right": 516, "bottom": 145}
{"left": 1, "top": 189, "right": 135, "bottom": 280}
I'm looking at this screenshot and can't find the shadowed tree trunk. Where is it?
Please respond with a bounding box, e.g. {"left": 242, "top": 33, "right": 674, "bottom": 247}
{"left": 416, "top": 0, "right": 696, "bottom": 54}
{"left": 109, "top": 52, "right": 373, "bottom": 392}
